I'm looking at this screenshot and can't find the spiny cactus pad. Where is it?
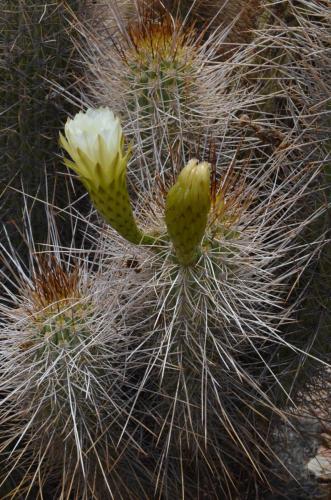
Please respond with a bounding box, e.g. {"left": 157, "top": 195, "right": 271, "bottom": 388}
{"left": 126, "top": 17, "right": 195, "bottom": 116}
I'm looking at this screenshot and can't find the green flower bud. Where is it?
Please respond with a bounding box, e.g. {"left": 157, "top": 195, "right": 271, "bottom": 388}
{"left": 165, "top": 159, "right": 211, "bottom": 266}
{"left": 60, "top": 107, "right": 143, "bottom": 244}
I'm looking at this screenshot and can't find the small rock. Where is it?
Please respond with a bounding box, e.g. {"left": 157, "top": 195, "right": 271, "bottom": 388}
{"left": 307, "top": 452, "right": 331, "bottom": 482}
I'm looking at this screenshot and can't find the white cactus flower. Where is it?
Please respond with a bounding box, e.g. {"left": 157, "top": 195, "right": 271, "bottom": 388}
{"left": 60, "top": 108, "right": 149, "bottom": 244}
{"left": 60, "top": 107, "right": 124, "bottom": 188}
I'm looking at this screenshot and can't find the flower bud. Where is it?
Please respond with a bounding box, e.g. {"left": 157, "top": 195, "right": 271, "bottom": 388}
{"left": 60, "top": 107, "right": 143, "bottom": 244}
{"left": 165, "top": 159, "right": 211, "bottom": 266}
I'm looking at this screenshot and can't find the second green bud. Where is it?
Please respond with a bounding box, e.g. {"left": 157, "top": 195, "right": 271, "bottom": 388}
{"left": 165, "top": 159, "right": 211, "bottom": 266}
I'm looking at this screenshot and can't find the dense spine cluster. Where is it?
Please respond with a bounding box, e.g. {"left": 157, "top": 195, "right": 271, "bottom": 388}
{"left": 0, "top": 221, "right": 153, "bottom": 498}
{"left": 79, "top": 7, "right": 255, "bottom": 190}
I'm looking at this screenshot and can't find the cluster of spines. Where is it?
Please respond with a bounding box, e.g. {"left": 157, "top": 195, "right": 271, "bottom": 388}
{"left": 0, "top": 242, "right": 156, "bottom": 499}
{"left": 78, "top": 5, "right": 257, "bottom": 190}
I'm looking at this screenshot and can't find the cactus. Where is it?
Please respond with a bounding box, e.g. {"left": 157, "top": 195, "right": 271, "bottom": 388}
{"left": 77, "top": 122, "right": 327, "bottom": 496}
{"left": 0, "top": 0, "right": 329, "bottom": 497}
{"left": 78, "top": 7, "right": 252, "bottom": 190}
{"left": 0, "top": 214, "right": 152, "bottom": 499}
